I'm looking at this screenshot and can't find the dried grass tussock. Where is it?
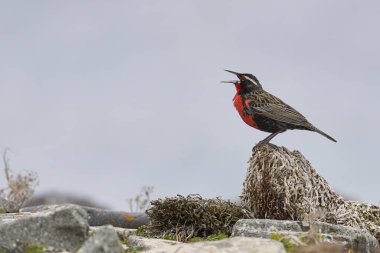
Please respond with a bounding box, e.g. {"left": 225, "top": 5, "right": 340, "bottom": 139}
{"left": 143, "top": 194, "right": 252, "bottom": 242}
{"left": 241, "top": 143, "right": 364, "bottom": 229}
{"left": 346, "top": 201, "right": 380, "bottom": 242}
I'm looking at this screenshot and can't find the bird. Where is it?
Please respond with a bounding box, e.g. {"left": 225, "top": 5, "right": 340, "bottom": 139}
{"left": 222, "top": 70, "right": 337, "bottom": 143}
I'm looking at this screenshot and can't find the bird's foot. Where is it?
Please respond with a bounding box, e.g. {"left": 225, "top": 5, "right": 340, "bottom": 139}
{"left": 252, "top": 140, "right": 269, "bottom": 151}
{"left": 253, "top": 139, "right": 279, "bottom": 152}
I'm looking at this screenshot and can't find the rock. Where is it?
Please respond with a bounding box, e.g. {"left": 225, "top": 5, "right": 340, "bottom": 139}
{"left": 21, "top": 204, "right": 149, "bottom": 228}
{"left": 77, "top": 225, "right": 124, "bottom": 253}
{"left": 141, "top": 237, "right": 285, "bottom": 253}
{"left": 295, "top": 244, "right": 349, "bottom": 253}
{"left": 232, "top": 219, "right": 379, "bottom": 253}
{"left": 127, "top": 235, "right": 182, "bottom": 251}
{"left": 0, "top": 204, "right": 88, "bottom": 252}
{"left": 84, "top": 206, "right": 148, "bottom": 228}
{"left": 0, "top": 197, "right": 20, "bottom": 213}
{"left": 241, "top": 143, "right": 363, "bottom": 229}
{"left": 90, "top": 226, "right": 136, "bottom": 241}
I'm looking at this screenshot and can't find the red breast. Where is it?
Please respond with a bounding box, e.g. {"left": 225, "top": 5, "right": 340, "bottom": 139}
{"left": 233, "top": 93, "right": 258, "bottom": 129}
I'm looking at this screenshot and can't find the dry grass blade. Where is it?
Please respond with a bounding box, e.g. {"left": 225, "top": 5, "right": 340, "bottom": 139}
{"left": 127, "top": 186, "right": 154, "bottom": 213}
{"left": 0, "top": 149, "right": 39, "bottom": 206}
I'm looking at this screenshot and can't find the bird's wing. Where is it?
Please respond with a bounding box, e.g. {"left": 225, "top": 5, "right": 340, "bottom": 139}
{"left": 250, "top": 93, "right": 311, "bottom": 127}
{"left": 254, "top": 104, "right": 309, "bottom": 125}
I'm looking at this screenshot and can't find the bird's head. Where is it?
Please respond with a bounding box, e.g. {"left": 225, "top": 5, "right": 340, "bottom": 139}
{"left": 223, "top": 70, "right": 263, "bottom": 92}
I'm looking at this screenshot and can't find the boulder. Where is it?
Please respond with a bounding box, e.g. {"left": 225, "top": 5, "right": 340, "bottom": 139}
{"left": 0, "top": 204, "right": 88, "bottom": 252}
{"left": 21, "top": 204, "right": 149, "bottom": 228}
{"left": 127, "top": 235, "right": 182, "bottom": 251}
{"left": 90, "top": 226, "right": 136, "bottom": 241}
{"left": 142, "top": 237, "right": 285, "bottom": 253}
{"left": 232, "top": 219, "right": 379, "bottom": 253}
{"left": 77, "top": 225, "right": 124, "bottom": 253}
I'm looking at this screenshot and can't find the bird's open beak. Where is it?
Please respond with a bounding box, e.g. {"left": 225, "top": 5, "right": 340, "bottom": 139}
{"left": 221, "top": 80, "right": 239, "bottom": 84}
{"left": 224, "top": 69, "right": 241, "bottom": 76}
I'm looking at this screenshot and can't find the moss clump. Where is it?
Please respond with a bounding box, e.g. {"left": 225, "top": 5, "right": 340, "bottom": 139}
{"left": 124, "top": 246, "right": 144, "bottom": 253}
{"left": 122, "top": 238, "right": 144, "bottom": 253}
{"left": 162, "top": 235, "right": 175, "bottom": 241}
{"left": 143, "top": 194, "right": 252, "bottom": 242}
{"left": 206, "top": 232, "right": 229, "bottom": 241}
{"left": 131, "top": 226, "right": 145, "bottom": 236}
{"left": 271, "top": 233, "right": 299, "bottom": 252}
{"left": 188, "top": 232, "right": 229, "bottom": 243}
{"left": 270, "top": 232, "right": 282, "bottom": 241}
{"left": 25, "top": 244, "right": 44, "bottom": 253}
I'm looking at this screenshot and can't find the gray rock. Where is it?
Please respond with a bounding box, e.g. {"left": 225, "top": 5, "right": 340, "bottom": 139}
{"left": 232, "top": 219, "right": 379, "bottom": 253}
{"left": 77, "top": 225, "right": 124, "bottom": 253}
{"left": 0, "top": 197, "right": 20, "bottom": 213}
{"left": 142, "top": 237, "right": 285, "bottom": 253}
{"left": 0, "top": 204, "right": 88, "bottom": 252}
{"left": 127, "top": 235, "right": 182, "bottom": 251}
{"left": 90, "top": 226, "right": 136, "bottom": 241}
{"left": 84, "top": 206, "right": 148, "bottom": 228}
{"left": 21, "top": 204, "right": 149, "bottom": 228}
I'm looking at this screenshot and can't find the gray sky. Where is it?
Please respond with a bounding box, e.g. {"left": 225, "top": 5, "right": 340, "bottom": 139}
{"left": 0, "top": 1, "right": 379, "bottom": 210}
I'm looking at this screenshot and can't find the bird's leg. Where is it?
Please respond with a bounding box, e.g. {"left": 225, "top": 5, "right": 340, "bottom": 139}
{"left": 259, "top": 130, "right": 285, "bottom": 144}
{"left": 259, "top": 133, "right": 279, "bottom": 144}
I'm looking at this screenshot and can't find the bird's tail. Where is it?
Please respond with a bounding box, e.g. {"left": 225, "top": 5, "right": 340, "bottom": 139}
{"left": 310, "top": 126, "right": 337, "bottom": 142}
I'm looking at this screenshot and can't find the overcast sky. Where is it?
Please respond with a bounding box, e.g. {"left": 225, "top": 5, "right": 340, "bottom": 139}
{"left": 0, "top": 1, "right": 379, "bottom": 210}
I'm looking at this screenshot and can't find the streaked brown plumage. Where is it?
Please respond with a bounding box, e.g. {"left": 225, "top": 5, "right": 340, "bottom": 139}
{"left": 223, "top": 70, "right": 337, "bottom": 143}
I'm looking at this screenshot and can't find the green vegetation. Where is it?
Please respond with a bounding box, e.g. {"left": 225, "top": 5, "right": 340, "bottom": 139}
{"left": 124, "top": 246, "right": 144, "bottom": 253}
{"left": 162, "top": 235, "right": 175, "bottom": 241}
{"left": 129, "top": 226, "right": 148, "bottom": 237}
{"left": 25, "top": 244, "right": 44, "bottom": 253}
{"left": 122, "top": 237, "right": 144, "bottom": 253}
{"left": 271, "top": 233, "right": 299, "bottom": 252}
{"left": 134, "top": 226, "right": 145, "bottom": 236}
{"left": 299, "top": 235, "right": 308, "bottom": 243}
{"left": 188, "top": 232, "right": 229, "bottom": 243}
{"left": 270, "top": 232, "right": 282, "bottom": 241}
